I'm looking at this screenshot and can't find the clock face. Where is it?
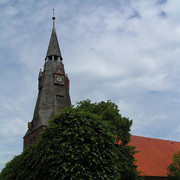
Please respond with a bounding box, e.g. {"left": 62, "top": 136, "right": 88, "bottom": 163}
{"left": 54, "top": 74, "right": 64, "bottom": 84}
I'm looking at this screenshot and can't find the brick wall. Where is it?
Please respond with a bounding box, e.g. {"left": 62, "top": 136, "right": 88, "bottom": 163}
{"left": 23, "top": 125, "right": 46, "bottom": 150}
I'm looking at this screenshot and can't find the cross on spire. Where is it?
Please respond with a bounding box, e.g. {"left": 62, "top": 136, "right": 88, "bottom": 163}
{"left": 52, "top": 8, "right": 55, "bottom": 28}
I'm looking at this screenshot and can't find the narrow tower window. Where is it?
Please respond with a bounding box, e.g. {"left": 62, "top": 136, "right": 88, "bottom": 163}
{"left": 49, "top": 55, "right": 53, "bottom": 61}
{"left": 54, "top": 55, "right": 58, "bottom": 61}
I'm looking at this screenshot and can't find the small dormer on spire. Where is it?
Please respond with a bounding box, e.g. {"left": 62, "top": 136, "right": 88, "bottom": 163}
{"left": 45, "top": 9, "right": 63, "bottom": 63}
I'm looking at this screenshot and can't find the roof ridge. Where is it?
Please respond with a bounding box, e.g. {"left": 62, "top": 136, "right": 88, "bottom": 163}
{"left": 131, "top": 135, "right": 180, "bottom": 143}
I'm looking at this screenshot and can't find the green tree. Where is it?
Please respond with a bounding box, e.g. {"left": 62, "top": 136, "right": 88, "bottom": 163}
{"left": 168, "top": 151, "right": 180, "bottom": 180}
{"left": 0, "top": 100, "right": 141, "bottom": 180}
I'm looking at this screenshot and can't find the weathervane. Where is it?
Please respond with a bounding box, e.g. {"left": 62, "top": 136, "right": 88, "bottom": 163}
{"left": 52, "top": 8, "right": 55, "bottom": 28}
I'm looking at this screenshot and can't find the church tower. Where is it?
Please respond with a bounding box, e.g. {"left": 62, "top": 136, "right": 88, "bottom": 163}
{"left": 23, "top": 11, "right": 71, "bottom": 149}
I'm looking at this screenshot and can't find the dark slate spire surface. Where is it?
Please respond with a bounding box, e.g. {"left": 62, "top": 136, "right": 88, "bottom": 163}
{"left": 46, "top": 14, "right": 63, "bottom": 60}
{"left": 23, "top": 9, "right": 71, "bottom": 149}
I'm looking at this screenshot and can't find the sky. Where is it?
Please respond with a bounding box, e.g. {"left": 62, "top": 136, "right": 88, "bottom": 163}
{"left": 1, "top": 0, "right": 180, "bottom": 171}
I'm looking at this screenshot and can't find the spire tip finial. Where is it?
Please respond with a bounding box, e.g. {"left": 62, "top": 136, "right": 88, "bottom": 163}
{"left": 52, "top": 8, "right": 55, "bottom": 20}
{"left": 52, "top": 8, "right": 55, "bottom": 28}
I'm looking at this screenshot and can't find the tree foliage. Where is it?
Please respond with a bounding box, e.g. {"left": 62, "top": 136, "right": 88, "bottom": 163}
{"left": 168, "top": 151, "right": 180, "bottom": 180}
{"left": 0, "top": 100, "right": 141, "bottom": 180}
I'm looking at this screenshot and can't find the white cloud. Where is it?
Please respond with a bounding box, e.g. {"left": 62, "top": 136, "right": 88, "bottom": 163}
{"left": 1, "top": 118, "right": 26, "bottom": 138}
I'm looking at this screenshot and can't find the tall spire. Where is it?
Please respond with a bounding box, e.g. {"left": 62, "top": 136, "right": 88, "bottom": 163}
{"left": 46, "top": 9, "right": 63, "bottom": 60}
{"left": 23, "top": 12, "right": 71, "bottom": 149}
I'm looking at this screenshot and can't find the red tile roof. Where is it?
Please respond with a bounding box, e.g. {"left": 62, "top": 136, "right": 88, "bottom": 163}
{"left": 129, "top": 135, "right": 180, "bottom": 177}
